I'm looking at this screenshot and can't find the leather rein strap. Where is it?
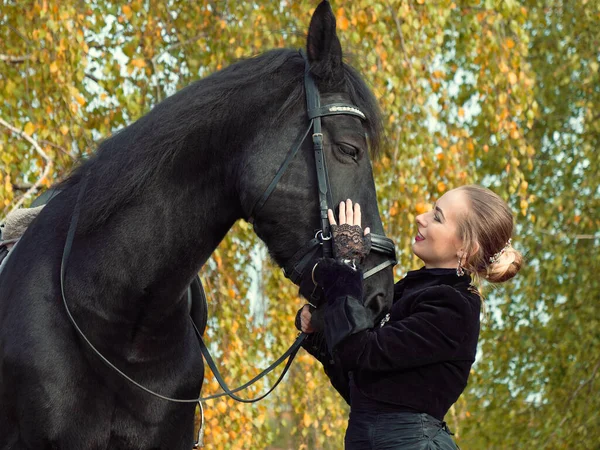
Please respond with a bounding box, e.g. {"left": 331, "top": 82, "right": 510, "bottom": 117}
{"left": 60, "top": 173, "right": 304, "bottom": 405}
{"left": 58, "top": 51, "right": 397, "bottom": 413}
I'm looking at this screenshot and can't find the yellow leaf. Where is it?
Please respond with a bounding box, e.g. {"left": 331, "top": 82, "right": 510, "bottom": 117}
{"left": 49, "top": 62, "right": 58, "bottom": 74}
{"left": 337, "top": 15, "right": 349, "bottom": 31}
{"left": 508, "top": 72, "right": 518, "bottom": 85}
{"left": 415, "top": 202, "right": 429, "bottom": 215}
{"left": 121, "top": 4, "right": 132, "bottom": 19}
{"left": 60, "top": 125, "right": 69, "bottom": 135}
{"left": 458, "top": 107, "right": 465, "bottom": 118}
{"left": 437, "top": 181, "right": 447, "bottom": 193}
{"left": 131, "top": 58, "right": 146, "bottom": 68}
{"left": 303, "top": 413, "right": 312, "bottom": 428}
{"left": 506, "top": 38, "right": 515, "bottom": 49}
{"left": 5, "top": 177, "right": 13, "bottom": 194}
{"left": 24, "top": 122, "right": 35, "bottom": 136}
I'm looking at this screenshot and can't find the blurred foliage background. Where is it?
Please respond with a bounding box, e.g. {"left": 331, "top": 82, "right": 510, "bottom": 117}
{"left": 1, "top": 0, "right": 598, "bottom": 448}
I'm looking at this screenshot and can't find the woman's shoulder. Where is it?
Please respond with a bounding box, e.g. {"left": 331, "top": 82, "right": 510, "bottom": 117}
{"left": 413, "top": 283, "right": 481, "bottom": 315}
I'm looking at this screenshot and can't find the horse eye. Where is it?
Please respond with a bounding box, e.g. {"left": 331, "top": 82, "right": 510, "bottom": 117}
{"left": 338, "top": 144, "right": 359, "bottom": 159}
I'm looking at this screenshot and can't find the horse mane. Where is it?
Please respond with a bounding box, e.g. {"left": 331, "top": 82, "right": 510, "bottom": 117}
{"left": 58, "top": 48, "right": 383, "bottom": 232}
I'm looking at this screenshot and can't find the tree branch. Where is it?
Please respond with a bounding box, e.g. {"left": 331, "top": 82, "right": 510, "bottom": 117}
{"left": 0, "top": 53, "right": 32, "bottom": 63}
{"left": 40, "top": 139, "right": 73, "bottom": 158}
{"left": 84, "top": 72, "right": 101, "bottom": 84}
{"left": 13, "top": 183, "right": 34, "bottom": 191}
{"left": 388, "top": 3, "right": 412, "bottom": 70}
{"left": 538, "top": 229, "right": 599, "bottom": 241}
{"left": 0, "top": 117, "right": 53, "bottom": 214}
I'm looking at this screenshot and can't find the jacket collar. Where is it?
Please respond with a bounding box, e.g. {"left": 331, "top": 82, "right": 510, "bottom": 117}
{"left": 394, "top": 267, "right": 472, "bottom": 300}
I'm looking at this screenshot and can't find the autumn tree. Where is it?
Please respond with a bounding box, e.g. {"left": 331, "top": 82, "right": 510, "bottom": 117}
{"left": 1, "top": 1, "right": 598, "bottom": 448}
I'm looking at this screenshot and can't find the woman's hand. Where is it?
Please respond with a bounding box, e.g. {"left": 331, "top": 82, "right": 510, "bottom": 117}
{"left": 327, "top": 199, "right": 371, "bottom": 265}
{"left": 328, "top": 199, "right": 370, "bottom": 234}
{"left": 297, "top": 304, "right": 315, "bottom": 334}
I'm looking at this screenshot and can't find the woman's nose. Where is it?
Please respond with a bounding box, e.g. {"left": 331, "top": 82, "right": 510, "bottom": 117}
{"left": 416, "top": 214, "right": 426, "bottom": 227}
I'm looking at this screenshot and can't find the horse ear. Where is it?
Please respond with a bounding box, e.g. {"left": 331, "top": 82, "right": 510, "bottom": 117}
{"left": 306, "top": 1, "right": 344, "bottom": 83}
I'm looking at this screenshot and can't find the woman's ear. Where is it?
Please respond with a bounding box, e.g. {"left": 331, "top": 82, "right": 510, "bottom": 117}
{"left": 457, "top": 242, "right": 480, "bottom": 261}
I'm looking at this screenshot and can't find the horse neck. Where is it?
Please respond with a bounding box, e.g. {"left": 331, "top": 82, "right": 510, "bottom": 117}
{"left": 69, "top": 161, "right": 240, "bottom": 337}
{"left": 67, "top": 70, "right": 295, "bottom": 333}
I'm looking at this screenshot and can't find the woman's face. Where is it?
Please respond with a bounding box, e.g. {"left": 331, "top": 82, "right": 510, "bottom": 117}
{"left": 412, "top": 188, "right": 469, "bottom": 269}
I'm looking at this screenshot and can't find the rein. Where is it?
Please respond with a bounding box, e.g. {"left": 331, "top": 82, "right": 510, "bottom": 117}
{"left": 58, "top": 50, "right": 397, "bottom": 447}
{"left": 60, "top": 173, "right": 306, "bottom": 447}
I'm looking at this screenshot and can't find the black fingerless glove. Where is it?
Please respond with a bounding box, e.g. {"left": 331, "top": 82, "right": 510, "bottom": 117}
{"left": 331, "top": 223, "right": 372, "bottom": 266}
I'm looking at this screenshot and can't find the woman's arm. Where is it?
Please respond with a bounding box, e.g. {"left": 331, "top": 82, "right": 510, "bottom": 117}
{"left": 325, "top": 285, "right": 478, "bottom": 373}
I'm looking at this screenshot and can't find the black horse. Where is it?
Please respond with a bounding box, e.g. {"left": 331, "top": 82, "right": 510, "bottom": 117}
{"left": 0, "top": 2, "right": 394, "bottom": 449}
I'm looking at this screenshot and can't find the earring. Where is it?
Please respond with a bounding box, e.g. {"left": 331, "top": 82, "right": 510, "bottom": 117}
{"left": 456, "top": 256, "right": 465, "bottom": 277}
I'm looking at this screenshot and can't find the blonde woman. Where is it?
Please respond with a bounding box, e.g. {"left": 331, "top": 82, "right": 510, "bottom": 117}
{"left": 297, "top": 185, "right": 522, "bottom": 449}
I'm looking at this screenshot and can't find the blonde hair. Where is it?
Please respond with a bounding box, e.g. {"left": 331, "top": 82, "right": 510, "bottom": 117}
{"left": 456, "top": 185, "right": 523, "bottom": 284}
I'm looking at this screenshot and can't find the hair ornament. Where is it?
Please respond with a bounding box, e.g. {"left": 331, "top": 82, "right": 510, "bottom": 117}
{"left": 489, "top": 238, "right": 512, "bottom": 264}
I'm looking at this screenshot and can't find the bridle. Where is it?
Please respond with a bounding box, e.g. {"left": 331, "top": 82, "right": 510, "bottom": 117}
{"left": 58, "top": 50, "right": 397, "bottom": 447}
{"left": 249, "top": 50, "right": 397, "bottom": 285}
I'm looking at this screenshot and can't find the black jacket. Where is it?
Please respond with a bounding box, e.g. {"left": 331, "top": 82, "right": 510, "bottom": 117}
{"left": 303, "top": 265, "right": 481, "bottom": 421}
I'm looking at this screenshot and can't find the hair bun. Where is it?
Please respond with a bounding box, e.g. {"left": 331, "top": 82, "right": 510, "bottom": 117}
{"left": 485, "top": 247, "right": 523, "bottom": 283}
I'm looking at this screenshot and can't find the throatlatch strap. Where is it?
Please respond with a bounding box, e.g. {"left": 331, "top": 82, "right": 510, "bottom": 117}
{"left": 283, "top": 237, "right": 322, "bottom": 283}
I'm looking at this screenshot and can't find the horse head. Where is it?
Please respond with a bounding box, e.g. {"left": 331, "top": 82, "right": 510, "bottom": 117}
{"left": 239, "top": 1, "right": 395, "bottom": 321}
